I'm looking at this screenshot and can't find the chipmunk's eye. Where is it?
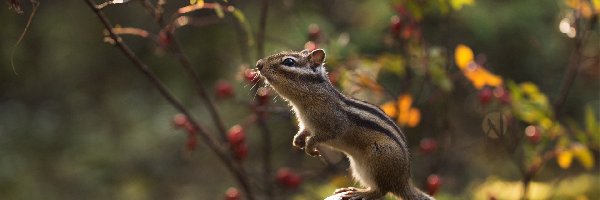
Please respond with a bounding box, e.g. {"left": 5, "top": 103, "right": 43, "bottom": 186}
{"left": 282, "top": 58, "right": 296, "bottom": 66}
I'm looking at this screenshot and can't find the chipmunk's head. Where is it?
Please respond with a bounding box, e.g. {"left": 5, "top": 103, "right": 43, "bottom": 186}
{"left": 256, "top": 49, "right": 330, "bottom": 101}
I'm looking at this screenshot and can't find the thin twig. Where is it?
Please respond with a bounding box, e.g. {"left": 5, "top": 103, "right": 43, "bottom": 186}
{"left": 553, "top": 21, "right": 592, "bottom": 116}
{"left": 83, "top": 1, "right": 254, "bottom": 199}
{"left": 140, "top": 0, "right": 229, "bottom": 142}
{"left": 10, "top": 0, "right": 40, "bottom": 75}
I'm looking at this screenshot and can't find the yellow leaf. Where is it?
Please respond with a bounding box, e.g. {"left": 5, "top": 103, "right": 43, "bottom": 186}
{"left": 189, "top": 0, "right": 196, "bottom": 4}
{"left": 565, "top": 0, "right": 596, "bottom": 18}
{"left": 520, "top": 82, "right": 539, "bottom": 94}
{"left": 397, "top": 94, "right": 413, "bottom": 112}
{"left": 572, "top": 144, "right": 595, "bottom": 170}
{"left": 380, "top": 101, "right": 398, "bottom": 118}
{"left": 407, "top": 108, "right": 421, "bottom": 127}
{"left": 484, "top": 72, "right": 503, "bottom": 87}
{"left": 557, "top": 149, "right": 574, "bottom": 169}
{"left": 539, "top": 118, "right": 553, "bottom": 130}
{"left": 463, "top": 67, "right": 487, "bottom": 89}
{"left": 455, "top": 44, "right": 474, "bottom": 70}
{"left": 450, "top": 0, "right": 475, "bottom": 10}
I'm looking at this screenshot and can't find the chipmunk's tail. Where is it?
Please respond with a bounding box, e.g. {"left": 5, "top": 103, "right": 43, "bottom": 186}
{"left": 391, "top": 181, "right": 435, "bottom": 200}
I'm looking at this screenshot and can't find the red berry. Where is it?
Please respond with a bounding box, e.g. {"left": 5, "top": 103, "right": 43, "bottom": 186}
{"left": 478, "top": 88, "right": 493, "bottom": 105}
{"left": 244, "top": 69, "right": 259, "bottom": 83}
{"left": 524, "top": 125, "right": 541, "bottom": 144}
{"left": 186, "top": 132, "right": 198, "bottom": 151}
{"left": 304, "top": 41, "right": 318, "bottom": 51}
{"left": 216, "top": 80, "right": 234, "bottom": 99}
{"left": 286, "top": 173, "right": 302, "bottom": 188}
{"left": 173, "top": 114, "right": 195, "bottom": 133}
{"left": 308, "top": 24, "right": 321, "bottom": 41}
{"left": 257, "top": 87, "right": 270, "bottom": 105}
{"left": 233, "top": 143, "right": 248, "bottom": 160}
{"left": 172, "top": 114, "right": 188, "bottom": 128}
{"left": 499, "top": 92, "right": 511, "bottom": 104}
{"left": 493, "top": 87, "right": 511, "bottom": 105}
{"left": 419, "top": 138, "right": 438, "bottom": 155}
{"left": 227, "top": 125, "right": 245, "bottom": 146}
{"left": 276, "top": 168, "right": 291, "bottom": 183}
{"left": 390, "top": 15, "right": 402, "bottom": 35}
{"left": 276, "top": 168, "right": 302, "bottom": 189}
{"left": 225, "top": 187, "right": 240, "bottom": 200}
{"left": 426, "top": 174, "right": 441, "bottom": 196}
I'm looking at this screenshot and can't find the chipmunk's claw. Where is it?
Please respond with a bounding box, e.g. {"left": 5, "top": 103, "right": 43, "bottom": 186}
{"left": 305, "top": 148, "right": 321, "bottom": 157}
{"left": 334, "top": 187, "right": 358, "bottom": 194}
{"left": 338, "top": 188, "right": 383, "bottom": 200}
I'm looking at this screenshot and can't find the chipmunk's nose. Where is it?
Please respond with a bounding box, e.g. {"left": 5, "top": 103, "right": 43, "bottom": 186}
{"left": 256, "top": 59, "right": 264, "bottom": 70}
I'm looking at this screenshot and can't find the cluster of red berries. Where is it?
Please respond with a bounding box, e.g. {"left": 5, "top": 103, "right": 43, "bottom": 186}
{"left": 478, "top": 87, "right": 510, "bottom": 105}
{"left": 390, "top": 6, "right": 420, "bottom": 40}
{"left": 172, "top": 114, "right": 198, "bottom": 151}
{"left": 227, "top": 125, "right": 248, "bottom": 160}
{"left": 276, "top": 167, "right": 302, "bottom": 189}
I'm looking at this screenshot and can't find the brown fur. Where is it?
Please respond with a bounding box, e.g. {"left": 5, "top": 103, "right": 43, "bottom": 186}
{"left": 257, "top": 49, "right": 433, "bottom": 200}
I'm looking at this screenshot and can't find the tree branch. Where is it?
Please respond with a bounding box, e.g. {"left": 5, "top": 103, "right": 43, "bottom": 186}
{"left": 83, "top": 1, "right": 254, "bottom": 199}
{"left": 140, "top": 0, "right": 229, "bottom": 143}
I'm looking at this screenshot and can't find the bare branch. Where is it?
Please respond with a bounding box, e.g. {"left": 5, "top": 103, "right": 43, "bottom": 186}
{"left": 83, "top": 1, "right": 254, "bottom": 199}
{"left": 10, "top": 0, "right": 40, "bottom": 75}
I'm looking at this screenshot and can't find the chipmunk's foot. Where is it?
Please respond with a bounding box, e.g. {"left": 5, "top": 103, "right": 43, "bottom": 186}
{"left": 339, "top": 188, "right": 384, "bottom": 200}
{"left": 334, "top": 187, "right": 359, "bottom": 194}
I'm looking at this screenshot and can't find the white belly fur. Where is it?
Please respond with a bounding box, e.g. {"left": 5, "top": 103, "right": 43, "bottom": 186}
{"left": 348, "top": 154, "right": 376, "bottom": 189}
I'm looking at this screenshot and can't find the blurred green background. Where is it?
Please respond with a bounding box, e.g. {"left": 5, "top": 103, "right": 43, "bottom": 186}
{"left": 1, "top": 0, "right": 598, "bottom": 199}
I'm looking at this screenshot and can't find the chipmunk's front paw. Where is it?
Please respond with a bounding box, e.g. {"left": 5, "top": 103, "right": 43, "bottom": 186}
{"left": 293, "top": 130, "right": 310, "bottom": 148}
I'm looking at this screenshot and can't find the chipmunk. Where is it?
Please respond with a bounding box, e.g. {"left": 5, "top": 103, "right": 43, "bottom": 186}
{"left": 256, "top": 49, "right": 434, "bottom": 200}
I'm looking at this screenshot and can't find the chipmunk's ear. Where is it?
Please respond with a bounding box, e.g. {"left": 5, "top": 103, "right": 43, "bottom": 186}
{"left": 308, "top": 49, "right": 325, "bottom": 65}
